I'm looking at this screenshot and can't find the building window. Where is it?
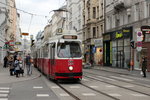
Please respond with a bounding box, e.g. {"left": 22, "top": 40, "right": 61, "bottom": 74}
{"left": 148, "top": 4, "right": 150, "bottom": 17}
{"left": 69, "top": 22, "right": 72, "bottom": 30}
{"left": 100, "top": 25, "right": 103, "bottom": 34}
{"left": 83, "top": 15, "right": 85, "bottom": 25}
{"left": 93, "top": 7, "right": 96, "bottom": 19}
{"left": 97, "top": 26, "right": 99, "bottom": 37}
{"left": 97, "top": 6, "right": 99, "bottom": 19}
{"left": 116, "top": 19, "right": 120, "bottom": 27}
{"left": 87, "top": 28, "right": 90, "bottom": 38}
{"left": 135, "top": 3, "right": 140, "bottom": 21}
{"left": 88, "top": 7, "right": 90, "bottom": 20}
{"left": 83, "top": 32, "right": 86, "bottom": 40}
{"left": 128, "top": 15, "right": 131, "bottom": 23}
{"left": 78, "top": 20, "right": 81, "bottom": 30}
{"left": 101, "top": 3, "right": 103, "bottom": 16}
{"left": 93, "top": 27, "right": 96, "bottom": 38}
{"left": 78, "top": 5, "right": 81, "bottom": 17}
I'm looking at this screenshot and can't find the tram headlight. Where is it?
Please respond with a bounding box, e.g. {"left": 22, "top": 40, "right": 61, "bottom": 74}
{"left": 69, "top": 66, "right": 73, "bottom": 71}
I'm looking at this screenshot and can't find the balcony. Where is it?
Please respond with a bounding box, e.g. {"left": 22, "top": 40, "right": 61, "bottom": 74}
{"left": 114, "top": 0, "right": 125, "bottom": 12}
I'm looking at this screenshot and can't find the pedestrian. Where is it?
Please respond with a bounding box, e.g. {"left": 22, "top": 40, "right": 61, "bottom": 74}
{"left": 3, "top": 55, "right": 8, "bottom": 68}
{"left": 8, "top": 55, "right": 14, "bottom": 76}
{"left": 141, "top": 56, "right": 147, "bottom": 78}
{"left": 14, "top": 58, "right": 20, "bottom": 77}
{"left": 25, "top": 54, "right": 32, "bottom": 75}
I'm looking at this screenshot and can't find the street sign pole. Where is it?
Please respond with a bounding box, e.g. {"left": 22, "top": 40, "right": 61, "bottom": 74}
{"left": 21, "top": 32, "right": 29, "bottom": 68}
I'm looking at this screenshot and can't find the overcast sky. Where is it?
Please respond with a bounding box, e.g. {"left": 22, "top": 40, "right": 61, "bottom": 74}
{"left": 15, "top": 0, "right": 66, "bottom": 39}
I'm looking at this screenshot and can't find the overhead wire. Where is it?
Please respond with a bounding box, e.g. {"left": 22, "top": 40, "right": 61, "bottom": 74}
{"left": 0, "top": 1, "right": 48, "bottom": 17}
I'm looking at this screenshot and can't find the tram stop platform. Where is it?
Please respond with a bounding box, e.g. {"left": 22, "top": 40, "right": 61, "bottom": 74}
{"left": 0, "top": 64, "right": 41, "bottom": 84}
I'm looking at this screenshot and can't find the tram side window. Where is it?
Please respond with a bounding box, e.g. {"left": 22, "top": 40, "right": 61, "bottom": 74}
{"left": 43, "top": 44, "right": 49, "bottom": 58}
{"left": 50, "top": 43, "right": 55, "bottom": 65}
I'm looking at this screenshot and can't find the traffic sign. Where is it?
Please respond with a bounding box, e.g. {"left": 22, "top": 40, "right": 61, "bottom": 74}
{"left": 137, "top": 31, "right": 143, "bottom": 41}
{"left": 137, "top": 47, "right": 142, "bottom": 52}
{"left": 136, "top": 41, "right": 142, "bottom": 47}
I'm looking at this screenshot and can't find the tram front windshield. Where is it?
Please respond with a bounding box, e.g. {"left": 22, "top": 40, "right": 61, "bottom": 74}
{"left": 57, "top": 41, "right": 81, "bottom": 58}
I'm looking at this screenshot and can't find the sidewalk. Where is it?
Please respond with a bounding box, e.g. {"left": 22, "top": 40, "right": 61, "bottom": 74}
{"left": 90, "top": 65, "right": 150, "bottom": 78}
{"left": 0, "top": 64, "right": 41, "bottom": 84}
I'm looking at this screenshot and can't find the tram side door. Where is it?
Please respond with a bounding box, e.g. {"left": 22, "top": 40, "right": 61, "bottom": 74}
{"left": 50, "top": 43, "right": 55, "bottom": 77}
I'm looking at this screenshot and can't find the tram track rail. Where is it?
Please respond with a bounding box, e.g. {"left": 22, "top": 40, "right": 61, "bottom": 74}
{"left": 84, "top": 74, "right": 150, "bottom": 97}
{"left": 84, "top": 71, "right": 150, "bottom": 88}
{"left": 54, "top": 81, "right": 119, "bottom": 100}
{"left": 55, "top": 82, "right": 80, "bottom": 100}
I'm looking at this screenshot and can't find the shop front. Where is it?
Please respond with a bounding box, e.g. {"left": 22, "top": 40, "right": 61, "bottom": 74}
{"left": 103, "top": 27, "right": 133, "bottom": 68}
{"left": 94, "top": 38, "right": 103, "bottom": 65}
{"left": 111, "top": 27, "right": 133, "bottom": 68}
{"left": 140, "top": 26, "right": 150, "bottom": 71}
{"left": 103, "top": 33, "right": 112, "bottom": 66}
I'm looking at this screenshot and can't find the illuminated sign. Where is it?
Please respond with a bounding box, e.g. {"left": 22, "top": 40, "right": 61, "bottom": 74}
{"left": 115, "top": 32, "right": 123, "bottom": 39}
{"left": 62, "top": 35, "right": 77, "bottom": 39}
{"left": 9, "top": 40, "right": 14, "bottom": 46}
{"left": 22, "top": 33, "right": 29, "bottom": 36}
{"left": 15, "top": 42, "right": 22, "bottom": 45}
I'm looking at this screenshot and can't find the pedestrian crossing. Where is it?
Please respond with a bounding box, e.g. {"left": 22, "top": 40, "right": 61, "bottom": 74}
{"left": 0, "top": 87, "right": 10, "bottom": 100}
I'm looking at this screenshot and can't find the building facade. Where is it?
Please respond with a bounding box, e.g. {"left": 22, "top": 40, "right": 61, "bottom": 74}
{"left": 0, "top": 0, "right": 8, "bottom": 63}
{"left": 104, "top": 0, "right": 150, "bottom": 71}
{"left": 83, "top": 0, "right": 104, "bottom": 65}
{"left": 66, "top": 0, "right": 83, "bottom": 40}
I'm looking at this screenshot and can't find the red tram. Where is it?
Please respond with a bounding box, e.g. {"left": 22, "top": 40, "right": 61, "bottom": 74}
{"left": 33, "top": 34, "right": 82, "bottom": 81}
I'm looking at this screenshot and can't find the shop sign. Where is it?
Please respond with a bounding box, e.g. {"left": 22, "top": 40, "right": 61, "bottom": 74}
{"left": 15, "top": 42, "right": 22, "bottom": 45}
{"left": 141, "top": 26, "right": 150, "bottom": 33}
{"left": 9, "top": 40, "right": 14, "bottom": 46}
{"left": 103, "top": 34, "right": 110, "bottom": 41}
{"left": 94, "top": 38, "right": 103, "bottom": 47}
{"left": 22, "top": 33, "right": 29, "bottom": 36}
{"left": 115, "top": 31, "right": 123, "bottom": 39}
{"left": 122, "top": 27, "right": 132, "bottom": 38}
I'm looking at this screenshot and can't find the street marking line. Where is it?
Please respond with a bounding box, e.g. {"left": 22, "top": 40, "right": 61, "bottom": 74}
{"left": 123, "top": 85, "right": 134, "bottom": 88}
{"left": 0, "top": 94, "right": 8, "bottom": 97}
{"left": 82, "top": 93, "right": 96, "bottom": 96}
{"left": 0, "top": 98, "right": 8, "bottom": 100}
{"left": 89, "top": 86, "right": 98, "bottom": 88}
{"left": 108, "top": 93, "right": 122, "bottom": 97}
{"left": 51, "top": 86, "right": 60, "bottom": 89}
{"left": 60, "top": 93, "right": 70, "bottom": 96}
{"left": 131, "top": 94, "right": 148, "bottom": 97}
{"left": 0, "top": 91, "right": 9, "bottom": 93}
{"left": 87, "top": 76, "right": 103, "bottom": 81}
{"left": 110, "top": 76, "right": 133, "bottom": 82}
{"left": 36, "top": 94, "right": 49, "bottom": 97}
{"left": 97, "top": 76, "right": 116, "bottom": 81}
{"left": 33, "top": 86, "right": 43, "bottom": 89}
{"left": 106, "top": 85, "right": 116, "bottom": 88}
{"left": 0, "top": 87, "right": 10, "bottom": 90}
{"left": 82, "top": 78, "right": 89, "bottom": 81}
{"left": 70, "top": 86, "right": 80, "bottom": 89}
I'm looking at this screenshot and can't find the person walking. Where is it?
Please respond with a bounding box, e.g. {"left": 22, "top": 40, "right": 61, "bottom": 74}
{"left": 141, "top": 57, "right": 147, "bottom": 78}
{"left": 14, "top": 58, "right": 20, "bottom": 77}
{"left": 25, "top": 54, "right": 32, "bottom": 75}
{"left": 8, "top": 55, "right": 14, "bottom": 76}
{"left": 3, "top": 55, "right": 8, "bottom": 68}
